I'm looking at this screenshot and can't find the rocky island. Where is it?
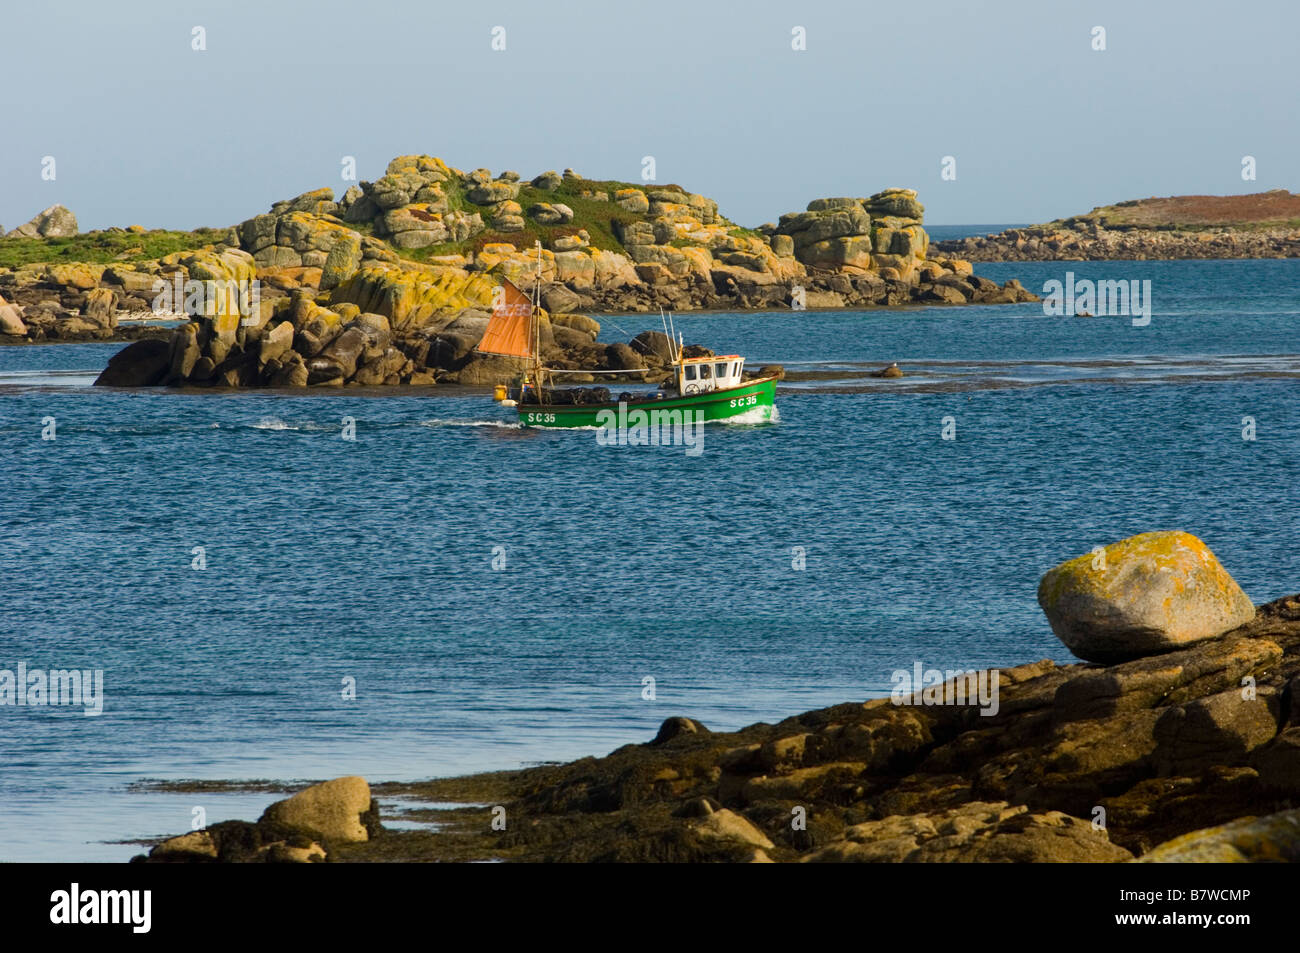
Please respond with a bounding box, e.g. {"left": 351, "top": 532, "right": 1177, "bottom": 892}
{"left": 0, "top": 155, "right": 1040, "bottom": 388}
{"left": 934, "top": 190, "right": 1300, "bottom": 261}
{"left": 135, "top": 532, "right": 1300, "bottom": 863}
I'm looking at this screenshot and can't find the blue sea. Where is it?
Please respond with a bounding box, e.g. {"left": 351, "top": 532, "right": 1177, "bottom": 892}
{"left": 1, "top": 258, "right": 1298, "bottom": 861}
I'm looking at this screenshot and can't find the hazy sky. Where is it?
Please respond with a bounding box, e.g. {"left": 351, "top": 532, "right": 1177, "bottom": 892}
{"left": 1, "top": 0, "right": 1294, "bottom": 231}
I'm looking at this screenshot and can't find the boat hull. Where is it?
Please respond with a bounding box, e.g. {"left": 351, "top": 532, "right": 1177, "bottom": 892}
{"left": 517, "top": 376, "right": 777, "bottom": 428}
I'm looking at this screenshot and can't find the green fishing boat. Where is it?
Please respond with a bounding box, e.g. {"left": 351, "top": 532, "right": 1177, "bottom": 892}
{"left": 514, "top": 364, "right": 778, "bottom": 429}
{"left": 477, "top": 243, "right": 778, "bottom": 430}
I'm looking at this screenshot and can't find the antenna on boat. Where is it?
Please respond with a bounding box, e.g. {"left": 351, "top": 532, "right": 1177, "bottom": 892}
{"left": 660, "top": 308, "right": 678, "bottom": 363}
{"left": 533, "top": 239, "right": 545, "bottom": 394}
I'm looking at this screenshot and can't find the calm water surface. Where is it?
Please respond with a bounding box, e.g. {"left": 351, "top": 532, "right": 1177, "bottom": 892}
{"left": 1, "top": 258, "right": 1297, "bottom": 860}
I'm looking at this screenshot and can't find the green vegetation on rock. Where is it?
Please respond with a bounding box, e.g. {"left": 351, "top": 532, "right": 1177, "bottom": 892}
{"left": 0, "top": 229, "right": 218, "bottom": 268}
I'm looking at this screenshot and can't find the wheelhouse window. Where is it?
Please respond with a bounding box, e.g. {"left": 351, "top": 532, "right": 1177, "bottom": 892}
{"left": 715, "top": 362, "right": 728, "bottom": 377}
{"left": 684, "top": 365, "right": 697, "bottom": 380}
{"left": 700, "top": 364, "right": 712, "bottom": 378}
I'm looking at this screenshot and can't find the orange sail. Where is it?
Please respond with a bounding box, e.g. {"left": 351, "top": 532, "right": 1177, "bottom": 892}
{"left": 476, "top": 278, "right": 534, "bottom": 358}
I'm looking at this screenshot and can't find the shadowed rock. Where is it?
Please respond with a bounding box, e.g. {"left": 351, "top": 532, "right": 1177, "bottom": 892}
{"left": 93, "top": 338, "right": 170, "bottom": 386}
{"left": 1136, "top": 808, "right": 1300, "bottom": 862}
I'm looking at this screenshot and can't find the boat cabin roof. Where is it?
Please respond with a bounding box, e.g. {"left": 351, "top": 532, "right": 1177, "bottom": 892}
{"left": 679, "top": 354, "right": 742, "bottom": 364}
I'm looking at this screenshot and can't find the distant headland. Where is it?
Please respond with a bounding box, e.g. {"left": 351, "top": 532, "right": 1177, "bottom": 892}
{"left": 933, "top": 190, "right": 1300, "bottom": 261}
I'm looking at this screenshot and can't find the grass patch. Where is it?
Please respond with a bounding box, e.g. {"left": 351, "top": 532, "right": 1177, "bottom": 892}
{"left": 391, "top": 179, "right": 654, "bottom": 263}
{"left": 0, "top": 229, "right": 218, "bottom": 268}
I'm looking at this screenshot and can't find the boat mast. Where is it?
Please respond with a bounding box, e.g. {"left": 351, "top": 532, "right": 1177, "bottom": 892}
{"left": 532, "top": 239, "right": 544, "bottom": 396}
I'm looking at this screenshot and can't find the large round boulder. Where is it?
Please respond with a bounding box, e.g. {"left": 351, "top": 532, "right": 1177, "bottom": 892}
{"left": 259, "top": 776, "right": 374, "bottom": 844}
{"left": 1037, "top": 531, "right": 1255, "bottom": 663}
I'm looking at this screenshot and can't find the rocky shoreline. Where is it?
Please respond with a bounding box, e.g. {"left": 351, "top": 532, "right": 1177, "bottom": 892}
{"left": 0, "top": 155, "right": 1040, "bottom": 385}
{"left": 135, "top": 532, "right": 1300, "bottom": 863}
{"left": 933, "top": 190, "right": 1300, "bottom": 261}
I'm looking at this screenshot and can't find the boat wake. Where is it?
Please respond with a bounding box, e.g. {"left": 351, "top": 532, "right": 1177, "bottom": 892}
{"left": 418, "top": 417, "right": 521, "bottom": 430}
{"left": 251, "top": 417, "right": 300, "bottom": 431}
{"left": 718, "top": 405, "right": 781, "bottom": 426}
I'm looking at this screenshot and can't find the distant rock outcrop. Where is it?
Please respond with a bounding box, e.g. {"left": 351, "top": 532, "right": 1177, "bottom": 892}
{"left": 6, "top": 204, "right": 78, "bottom": 239}
{"left": 5, "top": 154, "right": 1042, "bottom": 359}
{"left": 935, "top": 190, "right": 1300, "bottom": 261}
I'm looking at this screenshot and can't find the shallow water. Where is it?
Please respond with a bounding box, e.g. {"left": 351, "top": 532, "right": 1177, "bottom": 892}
{"left": 1, "top": 258, "right": 1297, "bottom": 860}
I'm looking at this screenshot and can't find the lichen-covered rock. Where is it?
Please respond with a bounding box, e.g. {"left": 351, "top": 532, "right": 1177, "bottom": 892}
{"left": 467, "top": 180, "right": 520, "bottom": 205}
{"left": 774, "top": 204, "right": 877, "bottom": 271}
{"left": 778, "top": 203, "right": 870, "bottom": 241}
{"left": 550, "top": 312, "right": 601, "bottom": 338}
{"left": 257, "top": 320, "right": 295, "bottom": 364}
{"left": 382, "top": 206, "right": 449, "bottom": 248}
{"left": 1038, "top": 531, "right": 1255, "bottom": 663}
{"left": 691, "top": 809, "right": 774, "bottom": 850}
{"left": 385, "top": 154, "right": 451, "bottom": 180}
{"left": 1136, "top": 808, "right": 1300, "bottom": 862}
{"left": 151, "top": 830, "right": 218, "bottom": 861}
{"left": 271, "top": 187, "right": 337, "bottom": 217}
{"left": 46, "top": 262, "right": 105, "bottom": 291}
{"left": 328, "top": 264, "right": 497, "bottom": 325}
{"left": 806, "top": 197, "right": 861, "bottom": 212}
{"left": 491, "top": 208, "right": 526, "bottom": 232}
{"left": 797, "top": 235, "right": 875, "bottom": 271}
{"left": 864, "top": 188, "right": 924, "bottom": 220}
{"left": 443, "top": 210, "right": 484, "bottom": 243}
{"left": 528, "top": 202, "right": 573, "bottom": 225}
{"left": 259, "top": 776, "right": 373, "bottom": 844}
{"left": 368, "top": 172, "right": 422, "bottom": 210}
{"left": 320, "top": 232, "right": 363, "bottom": 290}
{"left": 805, "top": 802, "right": 1133, "bottom": 863}
{"left": 82, "top": 288, "right": 116, "bottom": 328}
{"left": 615, "top": 220, "right": 657, "bottom": 246}
{"left": 613, "top": 188, "right": 650, "bottom": 213}
{"left": 167, "top": 322, "right": 201, "bottom": 380}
